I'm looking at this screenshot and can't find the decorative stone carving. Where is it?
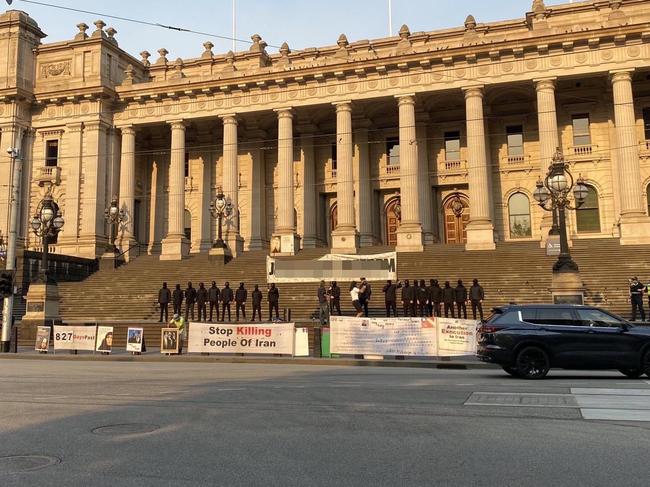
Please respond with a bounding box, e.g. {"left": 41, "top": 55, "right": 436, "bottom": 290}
{"left": 140, "top": 51, "right": 151, "bottom": 67}
{"left": 74, "top": 22, "right": 88, "bottom": 41}
{"left": 123, "top": 64, "right": 135, "bottom": 85}
{"left": 334, "top": 34, "right": 349, "bottom": 58}
{"left": 155, "top": 48, "right": 169, "bottom": 65}
{"left": 249, "top": 34, "right": 264, "bottom": 53}
{"left": 249, "top": 34, "right": 270, "bottom": 66}
{"left": 223, "top": 50, "right": 236, "bottom": 72}
{"left": 279, "top": 42, "right": 291, "bottom": 66}
{"left": 202, "top": 41, "right": 214, "bottom": 59}
{"left": 464, "top": 15, "right": 477, "bottom": 31}
{"left": 91, "top": 19, "right": 106, "bottom": 38}
{"left": 40, "top": 60, "right": 71, "bottom": 78}
{"left": 530, "top": 0, "right": 549, "bottom": 30}
{"left": 394, "top": 24, "right": 413, "bottom": 54}
{"left": 608, "top": 1, "right": 627, "bottom": 23}
{"left": 170, "top": 58, "right": 185, "bottom": 79}
{"left": 106, "top": 27, "right": 117, "bottom": 45}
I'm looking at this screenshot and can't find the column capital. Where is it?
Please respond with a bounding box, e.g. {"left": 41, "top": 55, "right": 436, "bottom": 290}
{"left": 610, "top": 69, "right": 634, "bottom": 83}
{"left": 84, "top": 120, "right": 110, "bottom": 132}
{"left": 395, "top": 94, "right": 416, "bottom": 106}
{"left": 219, "top": 113, "right": 238, "bottom": 125}
{"left": 333, "top": 101, "right": 353, "bottom": 112}
{"left": 167, "top": 119, "right": 186, "bottom": 131}
{"left": 120, "top": 125, "right": 136, "bottom": 136}
{"left": 462, "top": 85, "right": 484, "bottom": 99}
{"left": 274, "top": 107, "right": 294, "bottom": 119}
{"left": 533, "top": 77, "right": 557, "bottom": 91}
{"left": 66, "top": 122, "right": 85, "bottom": 133}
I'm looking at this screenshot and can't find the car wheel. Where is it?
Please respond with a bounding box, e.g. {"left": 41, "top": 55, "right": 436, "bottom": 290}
{"left": 502, "top": 366, "right": 520, "bottom": 377}
{"left": 515, "top": 346, "right": 550, "bottom": 380}
{"left": 643, "top": 350, "right": 650, "bottom": 378}
{"left": 619, "top": 368, "right": 643, "bottom": 379}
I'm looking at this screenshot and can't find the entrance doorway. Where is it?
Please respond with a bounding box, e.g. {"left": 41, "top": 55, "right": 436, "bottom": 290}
{"left": 443, "top": 195, "right": 469, "bottom": 244}
{"left": 385, "top": 198, "right": 400, "bottom": 246}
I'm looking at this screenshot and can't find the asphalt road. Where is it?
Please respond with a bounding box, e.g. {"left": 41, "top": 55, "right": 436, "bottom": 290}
{"left": 0, "top": 360, "right": 648, "bottom": 487}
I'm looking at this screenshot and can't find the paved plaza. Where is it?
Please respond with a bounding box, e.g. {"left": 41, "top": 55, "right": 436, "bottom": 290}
{"left": 0, "top": 359, "right": 648, "bottom": 486}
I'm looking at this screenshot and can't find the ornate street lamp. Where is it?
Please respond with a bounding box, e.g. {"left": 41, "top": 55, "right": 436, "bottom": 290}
{"left": 104, "top": 196, "right": 126, "bottom": 253}
{"left": 30, "top": 190, "right": 65, "bottom": 283}
{"left": 210, "top": 187, "right": 233, "bottom": 249}
{"left": 533, "top": 149, "right": 588, "bottom": 274}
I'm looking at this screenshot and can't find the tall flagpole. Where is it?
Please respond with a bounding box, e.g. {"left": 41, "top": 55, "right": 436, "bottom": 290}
{"left": 388, "top": 0, "right": 393, "bottom": 36}
{"left": 232, "top": 0, "right": 236, "bottom": 52}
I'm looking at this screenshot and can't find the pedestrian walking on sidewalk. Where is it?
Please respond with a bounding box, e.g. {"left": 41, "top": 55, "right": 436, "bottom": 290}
{"left": 158, "top": 282, "right": 171, "bottom": 322}
{"left": 470, "top": 278, "right": 485, "bottom": 321}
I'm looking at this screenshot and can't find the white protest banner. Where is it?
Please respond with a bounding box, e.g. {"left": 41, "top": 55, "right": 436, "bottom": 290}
{"left": 188, "top": 322, "right": 295, "bottom": 355}
{"left": 329, "top": 316, "right": 437, "bottom": 357}
{"left": 294, "top": 327, "right": 309, "bottom": 357}
{"left": 95, "top": 326, "right": 114, "bottom": 353}
{"left": 53, "top": 325, "right": 97, "bottom": 351}
{"left": 126, "top": 327, "right": 144, "bottom": 352}
{"left": 436, "top": 318, "right": 479, "bottom": 356}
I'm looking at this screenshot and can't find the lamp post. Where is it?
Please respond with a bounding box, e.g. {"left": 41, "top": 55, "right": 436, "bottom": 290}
{"left": 210, "top": 187, "right": 233, "bottom": 249}
{"left": 104, "top": 196, "right": 126, "bottom": 253}
{"left": 534, "top": 149, "right": 589, "bottom": 302}
{"left": 30, "top": 190, "right": 65, "bottom": 284}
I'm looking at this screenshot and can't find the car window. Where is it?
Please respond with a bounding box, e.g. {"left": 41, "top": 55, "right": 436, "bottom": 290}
{"left": 493, "top": 310, "right": 522, "bottom": 325}
{"left": 520, "top": 309, "right": 536, "bottom": 323}
{"left": 532, "top": 308, "right": 580, "bottom": 326}
{"left": 575, "top": 309, "right": 623, "bottom": 327}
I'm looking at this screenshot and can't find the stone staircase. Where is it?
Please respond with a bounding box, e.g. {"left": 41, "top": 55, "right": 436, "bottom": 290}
{"left": 56, "top": 239, "right": 649, "bottom": 323}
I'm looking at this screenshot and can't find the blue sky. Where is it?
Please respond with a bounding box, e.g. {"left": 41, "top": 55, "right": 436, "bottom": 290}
{"left": 9, "top": 0, "right": 568, "bottom": 59}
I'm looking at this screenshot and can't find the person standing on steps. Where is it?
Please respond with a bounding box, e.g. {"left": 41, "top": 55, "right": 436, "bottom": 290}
{"left": 235, "top": 282, "right": 248, "bottom": 321}
{"left": 251, "top": 284, "right": 263, "bottom": 322}
{"left": 196, "top": 282, "right": 208, "bottom": 322}
{"left": 359, "top": 277, "right": 372, "bottom": 317}
{"left": 417, "top": 279, "right": 428, "bottom": 317}
{"left": 317, "top": 281, "right": 329, "bottom": 326}
{"left": 430, "top": 279, "right": 443, "bottom": 317}
{"left": 268, "top": 283, "right": 280, "bottom": 321}
{"left": 221, "top": 281, "right": 233, "bottom": 322}
{"left": 630, "top": 277, "right": 645, "bottom": 322}
{"left": 350, "top": 281, "right": 364, "bottom": 317}
{"left": 470, "top": 278, "right": 485, "bottom": 321}
{"left": 455, "top": 279, "right": 468, "bottom": 320}
{"left": 329, "top": 281, "right": 341, "bottom": 316}
{"left": 401, "top": 279, "right": 413, "bottom": 317}
{"left": 208, "top": 281, "right": 220, "bottom": 322}
{"left": 158, "top": 282, "right": 171, "bottom": 323}
{"left": 382, "top": 280, "right": 401, "bottom": 317}
{"left": 184, "top": 281, "right": 197, "bottom": 322}
{"left": 172, "top": 283, "right": 183, "bottom": 317}
{"left": 443, "top": 281, "right": 455, "bottom": 318}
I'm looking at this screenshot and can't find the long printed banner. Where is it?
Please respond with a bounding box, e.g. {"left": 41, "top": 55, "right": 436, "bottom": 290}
{"left": 329, "top": 316, "right": 478, "bottom": 357}
{"left": 187, "top": 322, "right": 295, "bottom": 355}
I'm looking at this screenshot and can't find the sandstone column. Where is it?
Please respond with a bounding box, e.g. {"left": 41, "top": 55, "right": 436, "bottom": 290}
{"left": 272, "top": 108, "right": 300, "bottom": 254}
{"left": 331, "top": 102, "right": 359, "bottom": 252}
{"left": 416, "top": 114, "right": 434, "bottom": 244}
{"left": 355, "top": 121, "right": 374, "bottom": 246}
{"left": 463, "top": 86, "right": 495, "bottom": 250}
{"left": 395, "top": 94, "right": 423, "bottom": 251}
{"left": 611, "top": 70, "right": 650, "bottom": 244}
{"left": 220, "top": 114, "right": 243, "bottom": 255}
{"left": 118, "top": 126, "right": 137, "bottom": 251}
{"left": 80, "top": 121, "right": 108, "bottom": 257}
{"left": 60, "top": 123, "right": 83, "bottom": 251}
{"left": 161, "top": 120, "right": 189, "bottom": 260}
{"left": 300, "top": 131, "right": 318, "bottom": 248}
{"left": 247, "top": 125, "right": 267, "bottom": 250}
{"left": 18, "top": 128, "right": 35, "bottom": 245}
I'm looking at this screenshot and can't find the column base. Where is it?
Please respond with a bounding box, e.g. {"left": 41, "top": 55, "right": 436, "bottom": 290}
{"left": 23, "top": 282, "right": 61, "bottom": 325}
{"left": 301, "top": 235, "right": 320, "bottom": 249}
{"left": 246, "top": 237, "right": 268, "bottom": 251}
{"left": 619, "top": 214, "right": 650, "bottom": 245}
{"left": 99, "top": 251, "right": 118, "bottom": 271}
{"left": 116, "top": 237, "right": 139, "bottom": 262}
{"left": 422, "top": 232, "right": 435, "bottom": 246}
{"left": 271, "top": 233, "right": 301, "bottom": 256}
{"left": 551, "top": 270, "right": 584, "bottom": 305}
{"left": 224, "top": 233, "right": 244, "bottom": 257}
{"left": 465, "top": 222, "right": 495, "bottom": 251}
{"left": 396, "top": 224, "right": 424, "bottom": 252}
{"left": 359, "top": 233, "right": 380, "bottom": 247}
{"left": 160, "top": 235, "right": 190, "bottom": 261}
{"left": 208, "top": 245, "right": 232, "bottom": 265}
{"left": 331, "top": 228, "right": 359, "bottom": 254}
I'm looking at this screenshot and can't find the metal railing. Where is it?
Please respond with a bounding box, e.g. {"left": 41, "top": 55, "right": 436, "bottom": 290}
{"left": 114, "top": 243, "right": 145, "bottom": 268}
{"left": 36, "top": 166, "right": 61, "bottom": 185}
{"left": 385, "top": 164, "right": 400, "bottom": 175}
{"left": 505, "top": 154, "right": 526, "bottom": 164}
{"left": 571, "top": 145, "right": 594, "bottom": 157}
{"left": 441, "top": 159, "right": 465, "bottom": 171}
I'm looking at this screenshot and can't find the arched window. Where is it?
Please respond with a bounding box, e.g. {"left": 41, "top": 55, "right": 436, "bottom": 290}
{"left": 576, "top": 185, "right": 600, "bottom": 233}
{"left": 508, "top": 193, "right": 532, "bottom": 238}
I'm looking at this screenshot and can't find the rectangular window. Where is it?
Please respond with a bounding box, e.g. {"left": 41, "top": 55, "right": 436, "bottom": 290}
{"left": 45, "top": 140, "right": 59, "bottom": 167}
{"left": 643, "top": 107, "right": 650, "bottom": 141}
{"left": 331, "top": 143, "right": 337, "bottom": 170}
{"left": 506, "top": 125, "right": 524, "bottom": 156}
{"left": 572, "top": 114, "right": 591, "bottom": 147}
{"left": 386, "top": 137, "right": 399, "bottom": 166}
{"left": 184, "top": 152, "right": 190, "bottom": 178}
{"left": 444, "top": 131, "right": 461, "bottom": 161}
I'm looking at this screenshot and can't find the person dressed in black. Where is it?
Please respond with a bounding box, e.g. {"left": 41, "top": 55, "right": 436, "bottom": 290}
{"left": 630, "top": 277, "right": 645, "bottom": 322}
{"left": 429, "top": 279, "right": 442, "bottom": 317}
{"left": 196, "top": 282, "right": 208, "bottom": 322}
{"left": 455, "top": 279, "right": 468, "bottom": 319}
{"left": 251, "top": 284, "right": 263, "bottom": 322}
{"left": 401, "top": 279, "right": 413, "bottom": 317}
{"left": 359, "top": 277, "right": 371, "bottom": 317}
{"left": 417, "top": 279, "right": 428, "bottom": 317}
{"left": 235, "top": 282, "right": 247, "bottom": 321}
{"left": 208, "top": 281, "right": 220, "bottom": 322}
{"left": 442, "top": 281, "right": 455, "bottom": 318}
{"left": 172, "top": 283, "right": 183, "bottom": 316}
{"left": 158, "top": 282, "right": 171, "bottom": 322}
{"left": 221, "top": 281, "right": 233, "bottom": 321}
{"left": 268, "top": 283, "right": 280, "bottom": 321}
{"left": 184, "top": 282, "right": 197, "bottom": 321}
{"left": 470, "top": 278, "right": 485, "bottom": 321}
{"left": 382, "top": 280, "right": 401, "bottom": 317}
{"left": 328, "top": 281, "right": 341, "bottom": 316}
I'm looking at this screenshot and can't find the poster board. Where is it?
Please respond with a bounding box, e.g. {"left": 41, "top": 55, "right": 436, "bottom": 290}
{"left": 126, "top": 327, "right": 144, "bottom": 353}
{"left": 187, "top": 323, "right": 295, "bottom": 355}
{"left": 34, "top": 326, "right": 51, "bottom": 352}
{"left": 161, "top": 328, "right": 180, "bottom": 354}
{"left": 95, "top": 326, "right": 114, "bottom": 353}
{"left": 53, "top": 325, "right": 97, "bottom": 351}
{"left": 436, "top": 318, "right": 479, "bottom": 356}
{"left": 294, "top": 327, "right": 309, "bottom": 357}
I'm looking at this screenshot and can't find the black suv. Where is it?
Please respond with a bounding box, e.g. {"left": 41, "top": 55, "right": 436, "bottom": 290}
{"left": 476, "top": 304, "right": 650, "bottom": 379}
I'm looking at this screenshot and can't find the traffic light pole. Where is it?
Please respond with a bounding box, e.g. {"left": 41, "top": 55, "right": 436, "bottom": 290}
{"left": 1, "top": 149, "right": 22, "bottom": 352}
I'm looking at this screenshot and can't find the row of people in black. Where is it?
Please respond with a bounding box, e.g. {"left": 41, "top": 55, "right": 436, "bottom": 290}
{"left": 382, "top": 278, "right": 485, "bottom": 320}
{"left": 157, "top": 281, "right": 280, "bottom": 323}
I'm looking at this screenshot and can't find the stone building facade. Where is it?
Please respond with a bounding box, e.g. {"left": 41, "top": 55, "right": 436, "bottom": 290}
{"left": 2, "top": 0, "right": 650, "bottom": 261}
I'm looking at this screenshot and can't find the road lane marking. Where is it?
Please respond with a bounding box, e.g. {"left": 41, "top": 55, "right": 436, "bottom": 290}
{"left": 580, "top": 409, "right": 650, "bottom": 421}
{"left": 570, "top": 388, "right": 650, "bottom": 396}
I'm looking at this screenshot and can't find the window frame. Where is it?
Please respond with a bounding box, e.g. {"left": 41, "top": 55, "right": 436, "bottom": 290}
{"left": 642, "top": 107, "right": 650, "bottom": 141}
{"left": 575, "top": 185, "right": 601, "bottom": 234}
{"left": 444, "top": 131, "right": 461, "bottom": 161}
{"left": 386, "top": 137, "right": 400, "bottom": 166}
{"left": 506, "top": 125, "right": 524, "bottom": 156}
{"left": 507, "top": 192, "right": 532, "bottom": 239}
{"left": 45, "top": 139, "right": 59, "bottom": 167}
{"left": 571, "top": 114, "right": 592, "bottom": 147}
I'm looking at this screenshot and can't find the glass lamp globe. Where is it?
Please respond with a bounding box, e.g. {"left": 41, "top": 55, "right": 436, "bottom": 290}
{"left": 548, "top": 173, "right": 568, "bottom": 193}
{"left": 30, "top": 217, "right": 41, "bottom": 232}
{"left": 215, "top": 198, "right": 226, "bottom": 213}
{"left": 533, "top": 184, "right": 550, "bottom": 204}
{"left": 573, "top": 182, "right": 589, "bottom": 204}
{"left": 41, "top": 206, "right": 54, "bottom": 222}
{"left": 53, "top": 215, "right": 65, "bottom": 230}
{"left": 109, "top": 205, "right": 119, "bottom": 217}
